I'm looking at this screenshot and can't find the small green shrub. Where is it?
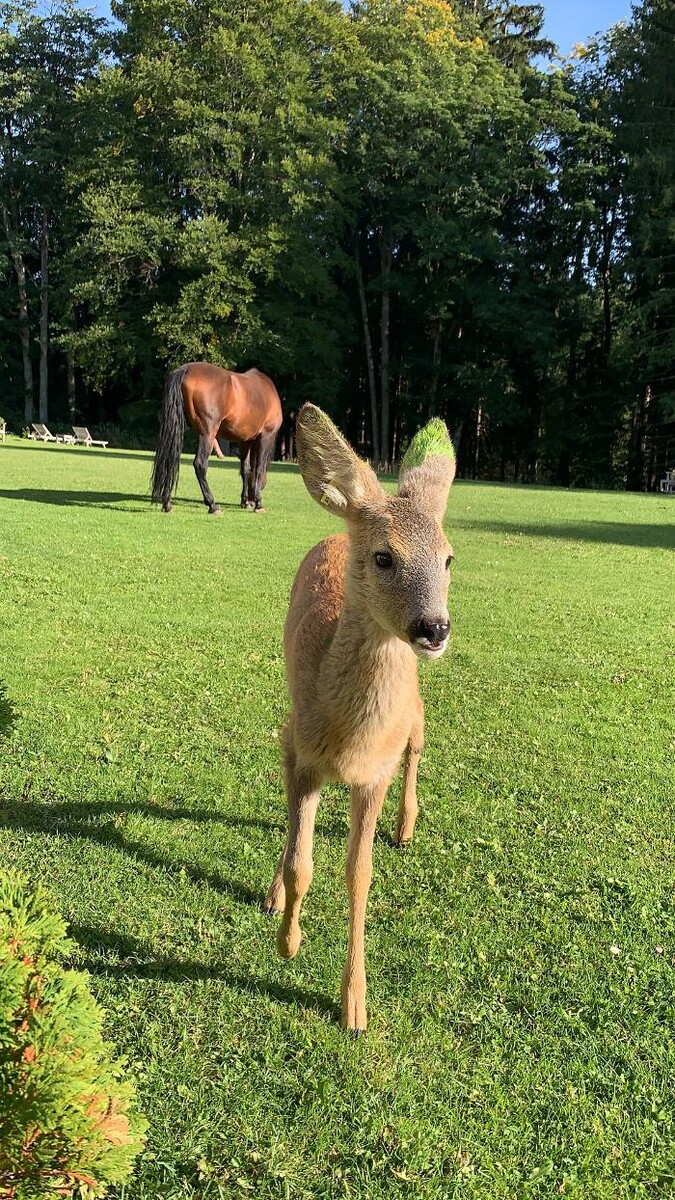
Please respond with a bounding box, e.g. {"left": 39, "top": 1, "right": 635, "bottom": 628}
{"left": 0, "top": 873, "right": 147, "bottom": 1199}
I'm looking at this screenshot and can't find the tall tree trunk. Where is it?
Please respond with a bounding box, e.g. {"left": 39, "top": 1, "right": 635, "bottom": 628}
{"left": 600, "top": 198, "right": 615, "bottom": 364}
{"left": 428, "top": 326, "right": 442, "bottom": 418}
{"left": 379, "top": 231, "right": 393, "bottom": 468}
{"left": 39, "top": 208, "right": 49, "bottom": 423}
{"left": 473, "top": 404, "right": 483, "bottom": 479}
{"left": 3, "top": 208, "right": 34, "bottom": 424}
{"left": 67, "top": 346, "right": 77, "bottom": 418}
{"left": 626, "top": 383, "right": 651, "bottom": 490}
{"left": 354, "top": 239, "right": 379, "bottom": 464}
{"left": 600, "top": 243, "right": 612, "bottom": 366}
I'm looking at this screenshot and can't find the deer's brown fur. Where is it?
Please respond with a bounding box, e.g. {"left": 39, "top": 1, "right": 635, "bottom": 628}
{"left": 265, "top": 405, "right": 455, "bottom": 1032}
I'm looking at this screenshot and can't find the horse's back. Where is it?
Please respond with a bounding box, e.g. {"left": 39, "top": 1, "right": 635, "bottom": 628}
{"left": 237, "top": 369, "right": 283, "bottom": 434}
{"left": 180, "top": 361, "right": 282, "bottom": 439}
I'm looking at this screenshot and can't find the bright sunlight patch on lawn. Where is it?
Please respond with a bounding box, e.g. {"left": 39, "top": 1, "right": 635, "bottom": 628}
{"left": 1, "top": 439, "right": 674, "bottom": 1198}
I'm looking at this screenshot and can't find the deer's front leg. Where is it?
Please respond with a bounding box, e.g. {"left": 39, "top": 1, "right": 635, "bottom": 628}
{"left": 395, "top": 695, "right": 424, "bottom": 846}
{"left": 342, "top": 780, "right": 387, "bottom": 1034}
{"left": 275, "top": 761, "right": 320, "bottom": 960}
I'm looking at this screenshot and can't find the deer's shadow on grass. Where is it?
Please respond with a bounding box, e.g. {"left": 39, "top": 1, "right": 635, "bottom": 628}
{"left": 0, "top": 794, "right": 343, "bottom": 1020}
{"left": 0, "top": 798, "right": 264, "bottom": 906}
{"left": 68, "top": 923, "right": 340, "bottom": 1021}
{"left": 0, "top": 684, "right": 16, "bottom": 738}
{"left": 1, "top": 794, "right": 350, "bottom": 843}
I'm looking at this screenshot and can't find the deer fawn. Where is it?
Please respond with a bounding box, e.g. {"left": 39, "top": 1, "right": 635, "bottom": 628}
{"left": 265, "top": 405, "right": 456, "bottom": 1032}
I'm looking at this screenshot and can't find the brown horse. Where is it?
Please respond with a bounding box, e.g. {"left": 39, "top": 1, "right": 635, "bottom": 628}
{"left": 150, "top": 362, "right": 283, "bottom": 514}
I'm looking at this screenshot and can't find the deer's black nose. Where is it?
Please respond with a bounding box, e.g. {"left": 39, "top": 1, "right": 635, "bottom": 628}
{"left": 410, "top": 617, "right": 451, "bottom": 647}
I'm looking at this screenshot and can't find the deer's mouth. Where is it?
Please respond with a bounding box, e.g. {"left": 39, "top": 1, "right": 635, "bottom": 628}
{"left": 408, "top": 615, "right": 451, "bottom": 660}
{"left": 411, "top": 636, "right": 449, "bottom": 660}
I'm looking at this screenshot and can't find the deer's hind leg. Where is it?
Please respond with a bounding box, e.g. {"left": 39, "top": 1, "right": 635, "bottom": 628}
{"left": 394, "top": 694, "right": 424, "bottom": 847}
{"left": 265, "top": 735, "right": 320, "bottom": 960}
{"left": 264, "top": 728, "right": 294, "bottom": 916}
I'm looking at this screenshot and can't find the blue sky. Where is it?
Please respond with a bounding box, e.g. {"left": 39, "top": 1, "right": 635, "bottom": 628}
{"left": 541, "top": 0, "right": 632, "bottom": 55}
{"left": 84, "top": 0, "right": 633, "bottom": 56}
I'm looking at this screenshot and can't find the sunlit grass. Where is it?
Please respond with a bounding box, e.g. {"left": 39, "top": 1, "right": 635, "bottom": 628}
{"left": 1, "top": 437, "right": 674, "bottom": 1198}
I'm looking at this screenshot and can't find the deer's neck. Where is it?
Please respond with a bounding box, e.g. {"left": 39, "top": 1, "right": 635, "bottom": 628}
{"left": 324, "top": 594, "right": 417, "bottom": 714}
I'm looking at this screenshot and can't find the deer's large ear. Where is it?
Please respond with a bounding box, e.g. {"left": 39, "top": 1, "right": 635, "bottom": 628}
{"left": 296, "top": 404, "right": 383, "bottom": 519}
{"left": 397, "top": 418, "right": 456, "bottom": 524}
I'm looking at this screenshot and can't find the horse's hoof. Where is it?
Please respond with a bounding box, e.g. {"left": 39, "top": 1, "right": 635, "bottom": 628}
{"left": 162, "top": 504, "right": 172, "bottom": 513}
{"left": 208, "top": 507, "right": 223, "bottom": 516}
{"left": 253, "top": 506, "right": 266, "bottom": 514}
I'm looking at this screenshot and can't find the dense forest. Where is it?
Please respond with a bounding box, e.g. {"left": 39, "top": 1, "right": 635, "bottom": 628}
{"left": 0, "top": 0, "right": 673, "bottom": 486}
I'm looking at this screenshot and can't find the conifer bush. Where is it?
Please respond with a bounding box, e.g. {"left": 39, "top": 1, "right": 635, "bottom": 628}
{"left": 0, "top": 873, "right": 146, "bottom": 1199}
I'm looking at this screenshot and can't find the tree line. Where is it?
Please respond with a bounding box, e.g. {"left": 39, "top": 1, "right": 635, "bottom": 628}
{"left": 0, "top": 0, "right": 673, "bottom": 487}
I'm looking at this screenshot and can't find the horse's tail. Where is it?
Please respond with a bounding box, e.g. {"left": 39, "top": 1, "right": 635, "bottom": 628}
{"left": 151, "top": 366, "right": 187, "bottom": 508}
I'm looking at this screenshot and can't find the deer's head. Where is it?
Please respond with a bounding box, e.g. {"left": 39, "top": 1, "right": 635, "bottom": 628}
{"left": 297, "top": 406, "right": 456, "bottom": 659}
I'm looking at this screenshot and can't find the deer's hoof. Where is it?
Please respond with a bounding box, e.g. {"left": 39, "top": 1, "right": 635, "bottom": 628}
{"left": 277, "top": 923, "right": 301, "bottom": 959}
{"left": 341, "top": 984, "right": 367, "bottom": 1034}
{"left": 264, "top": 883, "right": 285, "bottom": 913}
{"left": 393, "top": 829, "right": 414, "bottom": 848}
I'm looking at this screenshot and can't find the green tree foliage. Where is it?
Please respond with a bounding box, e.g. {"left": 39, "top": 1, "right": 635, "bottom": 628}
{"left": 67, "top": 0, "right": 354, "bottom": 410}
{"left": 0, "top": 0, "right": 672, "bottom": 485}
{"left": 344, "top": 0, "right": 535, "bottom": 462}
{"left": 0, "top": 0, "right": 106, "bottom": 423}
{"left": 616, "top": 0, "right": 675, "bottom": 485}
{"left": 0, "top": 872, "right": 146, "bottom": 1199}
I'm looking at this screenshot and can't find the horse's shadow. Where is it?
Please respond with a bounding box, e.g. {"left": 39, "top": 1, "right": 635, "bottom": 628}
{"left": 0, "top": 487, "right": 244, "bottom": 513}
{"left": 0, "top": 487, "right": 146, "bottom": 510}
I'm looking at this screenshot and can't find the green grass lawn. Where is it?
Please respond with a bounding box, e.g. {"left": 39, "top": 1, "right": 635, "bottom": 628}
{"left": 1, "top": 437, "right": 674, "bottom": 1199}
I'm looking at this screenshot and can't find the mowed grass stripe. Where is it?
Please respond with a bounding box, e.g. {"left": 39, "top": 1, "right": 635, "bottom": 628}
{"left": 1, "top": 438, "right": 674, "bottom": 1198}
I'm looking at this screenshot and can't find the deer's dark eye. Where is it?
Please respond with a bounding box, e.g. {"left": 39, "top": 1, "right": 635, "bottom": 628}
{"left": 445, "top": 555, "right": 454, "bottom": 571}
{"left": 374, "top": 551, "right": 393, "bottom": 570}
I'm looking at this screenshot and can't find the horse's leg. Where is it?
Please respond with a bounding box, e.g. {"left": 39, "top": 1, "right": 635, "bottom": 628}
{"left": 252, "top": 431, "right": 276, "bottom": 512}
{"left": 249, "top": 438, "right": 262, "bottom": 509}
{"left": 239, "top": 440, "right": 253, "bottom": 509}
{"left": 194, "top": 431, "right": 221, "bottom": 514}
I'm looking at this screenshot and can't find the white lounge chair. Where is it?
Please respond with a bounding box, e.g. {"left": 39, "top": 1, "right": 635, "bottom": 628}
{"left": 72, "top": 426, "right": 109, "bottom": 448}
{"left": 29, "top": 423, "right": 58, "bottom": 442}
